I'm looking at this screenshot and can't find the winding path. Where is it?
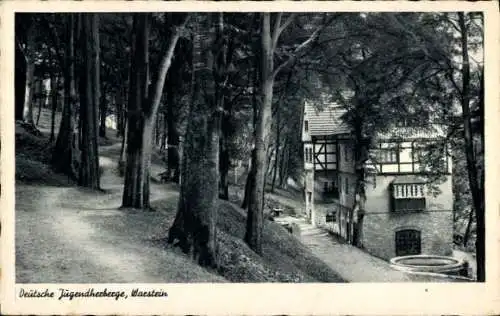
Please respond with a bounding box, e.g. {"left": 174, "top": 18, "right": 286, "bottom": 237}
{"left": 15, "top": 144, "right": 224, "bottom": 283}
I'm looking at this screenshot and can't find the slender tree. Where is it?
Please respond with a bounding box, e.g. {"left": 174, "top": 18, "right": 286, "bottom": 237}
{"left": 15, "top": 42, "right": 27, "bottom": 121}
{"left": 122, "top": 13, "right": 189, "bottom": 209}
{"left": 22, "top": 20, "right": 36, "bottom": 126}
{"left": 457, "top": 12, "right": 484, "bottom": 282}
{"left": 52, "top": 14, "right": 78, "bottom": 178}
{"left": 49, "top": 73, "right": 59, "bottom": 142}
{"left": 245, "top": 13, "right": 326, "bottom": 254}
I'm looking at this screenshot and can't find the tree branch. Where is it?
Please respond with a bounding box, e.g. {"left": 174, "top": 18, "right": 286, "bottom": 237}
{"left": 147, "top": 13, "right": 191, "bottom": 119}
{"left": 271, "top": 13, "right": 295, "bottom": 53}
{"left": 272, "top": 23, "right": 324, "bottom": 79}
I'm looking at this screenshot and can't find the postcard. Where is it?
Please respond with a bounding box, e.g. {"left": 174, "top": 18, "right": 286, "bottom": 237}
{"left": 1, "top": 1, "right": 499, "bottom": 315}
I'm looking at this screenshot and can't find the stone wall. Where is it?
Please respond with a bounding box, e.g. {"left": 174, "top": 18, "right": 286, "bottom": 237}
{"left": 362, "top": 210, "right": 453, "bottom": 260}
{"left": 360, "top": 174, "right": 453, "bottom": 260}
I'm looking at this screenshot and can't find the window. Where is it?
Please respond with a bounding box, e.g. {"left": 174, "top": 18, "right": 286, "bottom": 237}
{"left": 393, "top": 184, "right": 424, "bottom": 199}
{"left": 307, "top": 192, "right": 312, "bottom": 203}
{"left": 412, "top": 144, "right": 427, "bottom": 163}
{"left": 375, "top": 147, "right": 398, "bottom": 163}
{"left": 391, "top": 183, "right": 426, "bottom": 212}
{"left": 344, "top": 145, "right": 349, "bottom": 162}
{"left": 412, "top": 141, "right": 447, "bottom": 172}
{"left": 344, "top": 178, "right": 349, "bottom": 194}
{"left": 304, "top": 120, "right": 309, "bottom": 132}
{"left": 304, "top": 147, "right": 313, "bottom": 163}
{"left": 369, "top": 141, "right": 449, "bottom": 174}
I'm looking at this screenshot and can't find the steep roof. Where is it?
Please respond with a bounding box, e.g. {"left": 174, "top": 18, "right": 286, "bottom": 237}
{"left": 303, "top": 101, "right": 447, "bottom": 140}
{"left": 303, "top": 102, "right": 350, "bottom": 136}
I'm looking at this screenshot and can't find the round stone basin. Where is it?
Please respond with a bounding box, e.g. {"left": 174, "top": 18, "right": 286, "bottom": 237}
{"left": 390, "top": 255, "right": 467, "bottom": 275}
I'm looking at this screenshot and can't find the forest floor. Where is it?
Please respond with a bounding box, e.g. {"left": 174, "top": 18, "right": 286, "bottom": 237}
{"left": 15, "top": 109, "right": 345, "bottom": 283}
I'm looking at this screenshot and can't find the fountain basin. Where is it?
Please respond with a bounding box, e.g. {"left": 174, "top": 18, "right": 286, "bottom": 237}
{"left": 390, "top": 254, "right": 468, "bottom": 276}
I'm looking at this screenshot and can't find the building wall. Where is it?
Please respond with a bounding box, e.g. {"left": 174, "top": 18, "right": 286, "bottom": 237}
{"left": 361, "top": 174, "right": 453, "bottom": 260}
{"left": 336, "top": 142, "right": 356, "bottom": 208}
{"left": 364, "top": 175, "right": 453, "bottom": 214}
{"left": 362, "top": 210, "right": 453, "bottom": 260}
{"left": 304, "top": 169, "right": 315, "bottom": 220}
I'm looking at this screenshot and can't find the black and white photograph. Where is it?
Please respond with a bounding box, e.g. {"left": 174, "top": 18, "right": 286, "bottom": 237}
{"left": 1, "top": 1, "right": 499, "bottom": 315}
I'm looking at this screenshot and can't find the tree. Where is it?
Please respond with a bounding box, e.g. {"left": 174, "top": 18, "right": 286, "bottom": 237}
{"left": 390, "top": 12, "right": 485, "bottom": 281}
{"left": 457, "top": 12, "right": 484, "bottom": 281}
{"left": 168, "top": 13, "right": 223, "bottom": 267}
{"left": 15, "top": 40, "right": 27, "bottom": 121}
{"left": 161, "top": 37, "right": 193, "bottom": 183}
{"left": 122, "top": 13, "right": 189, "bottom": 209}
{"left": 52, "top": 14, "right": 78, "bottom": 178}
{"left": 244, "top": 13, "right": 327, "bottom": 254}
{"left": 78, "top": 13, "right": 101, "bottom": 189}
{"left": 17, "top": 16, "right": 36, "bottom": 126}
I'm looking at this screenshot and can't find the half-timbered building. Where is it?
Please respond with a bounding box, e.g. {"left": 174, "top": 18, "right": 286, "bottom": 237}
{"left": 302, "top": 101, "right": 453, "bottom": 260}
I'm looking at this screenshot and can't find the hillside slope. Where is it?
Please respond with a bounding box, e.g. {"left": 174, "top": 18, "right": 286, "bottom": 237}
{"left": 15, "top": 117, "right": 345, "bottom": 283}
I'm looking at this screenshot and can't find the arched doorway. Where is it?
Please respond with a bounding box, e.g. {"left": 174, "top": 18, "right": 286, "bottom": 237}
{"left": 395, "top": 229, "right": 421, "bottom": 256}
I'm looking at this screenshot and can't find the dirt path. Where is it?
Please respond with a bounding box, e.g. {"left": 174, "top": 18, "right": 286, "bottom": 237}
{"left": 16, "top": 144, "right": 225, "bottom": 283}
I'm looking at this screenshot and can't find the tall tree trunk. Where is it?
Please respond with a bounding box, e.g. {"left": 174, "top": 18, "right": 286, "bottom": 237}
{"left": 116, "top": 90, "right": 125, "bottom": 137}
{"left": 168, "top": 13, "right": 218, "bottom": 267}
{"left": 78, "top": 13, "right": 101, "bottom": 189}
{"left": 458, "top": 13, "right": 484, "bottom": 282}
{"left": 219, "top": 99, "right": 233, "bottom": 199}
{"left": 243, "top": 12, "right": 322, "bottom": 252}
{"left": 462, "top": 208, "right": 474, "bottom": 247}
{"left": 278, "top": 138, "right": 288, "bottom": 187}
{"left": 265, "top": 144, "right": 274, "bottom": 180}
{"left": 49, "top": 76, "right": 59, "bottom": 142}
{"left": 219, "top": 126, "right": 230, "bottom": 200}
{"left": 122, "top": 13, "right": 187, "bottom": 209}
{"left": 245, "top": 13, "right": 275, "bottom": 254}
{"left": 168, "top": 94, "right": 219, "bottom": 267}
{"left": 166, "top": 86, "right": 180, "bottom": 183}
{"left": 35, "top": 79, "right": 44, "bottom": 126}
{"left": 241, "top": 149, "right": 256, "bottom": 209}
{"left": 99, "top": 89, "right": 107, "bottom": 138}
{"left": 154, "top": 114, "right": 161, "bottom": 147}
{"left": 52, "top": 14, "right": 77, "bottom": 178}
{"left": 160, "top": 110, "right": 167, "bottom": 152}
{"left": 271, "top": 111, "right": 280, "bottom": 192}
{"left": 23, "top": 55, "right": 35, "bottom": 126}
{"left": 351, "top": 109, "right": 368, "bottom": 247}
{"left": 118, "top": 120, "right": 128, "bottom": 176}
{"left": 122, "top": 14, "right": 150, "bottom": 208}
{"left": 15, "top": 43, "right": 27, "bottom": 121}
{"left": 21, "top": 20, "right": 36, "bottom": 126}
{"left": 242, "top": 36, "right": 260, "bottom": 209}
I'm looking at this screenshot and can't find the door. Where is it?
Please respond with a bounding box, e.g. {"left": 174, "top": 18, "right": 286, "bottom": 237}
{"left": 395, "top": 229, "right": 421, "bottom": 256}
